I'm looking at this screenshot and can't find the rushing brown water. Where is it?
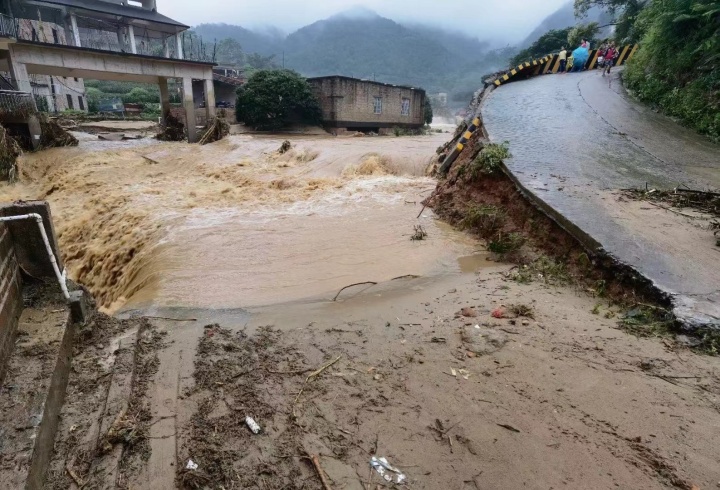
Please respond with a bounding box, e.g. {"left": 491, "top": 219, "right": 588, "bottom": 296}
{"left": 0, "top": 131, "right": 483, "bottom": 313}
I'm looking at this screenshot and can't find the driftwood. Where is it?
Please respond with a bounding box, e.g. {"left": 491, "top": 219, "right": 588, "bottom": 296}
{"left": 307, "top": 453, "right": 333, "bottom": 490}
{"left": 292, "top": 356, "right": 342, "bottom": 418}
{"left": 38, "top": 114, "right": 78, "bottom": 149}
{"left": 332, "top": 282, "right": 377, "bottom": 301}
{"left": 198, "top": 116, "right": 229, "bottom": 145}
{"left": 156, "top": 113, "right": 185, "bottom": 141}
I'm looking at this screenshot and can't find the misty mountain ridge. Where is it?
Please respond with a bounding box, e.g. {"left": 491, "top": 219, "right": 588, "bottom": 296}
{"left": 193, "top": 5, "right": 611, "bottom": 105}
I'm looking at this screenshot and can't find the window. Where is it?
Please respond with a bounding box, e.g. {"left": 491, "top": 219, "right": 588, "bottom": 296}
{"left": 401, "top": 98, "right": 410, "bottom": 116}
{"left": 52, "top": 29, "right": 59, "bottom": 44}
{"left": 78, "top": 97, "right": 85, "bottom": 111}
{"left": 373, "top": 97, "right": 382, "bottom": 114}
{"left": 74, "top": 78, "right": 79, "bottom": 82}
{"left": 66, "top": 94, "right": 74, "bottom": 110}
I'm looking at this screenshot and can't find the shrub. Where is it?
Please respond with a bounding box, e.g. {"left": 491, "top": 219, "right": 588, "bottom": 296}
{"left": 235, "top": 69, "right": 322, "bottom": 131}
{"left": 469, "top": 142, "right": 511, "bottom": 178}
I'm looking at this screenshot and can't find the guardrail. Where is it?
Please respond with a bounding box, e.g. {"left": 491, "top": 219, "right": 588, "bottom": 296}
{"left": 0, "top": 13, "right": 17, "bottom": 38}
{"left": 492, "top": 44, "right": 639, "bottom": 87}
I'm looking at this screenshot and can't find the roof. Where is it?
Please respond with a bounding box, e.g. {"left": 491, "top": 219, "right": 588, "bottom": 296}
{"left": 32, "top": 0, "right": 188, "bottom": 29}
{"left": 306, "top": 75, "right": 424, "bottom": 93}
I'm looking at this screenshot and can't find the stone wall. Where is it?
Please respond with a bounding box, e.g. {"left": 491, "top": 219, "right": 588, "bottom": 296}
{"left": 308, "top": 76, "right": 425, "bottom": 130}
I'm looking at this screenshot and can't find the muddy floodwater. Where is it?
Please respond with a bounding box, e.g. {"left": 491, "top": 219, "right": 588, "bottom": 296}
{"left": 1, "top": 131, "right": 485, "bottom": 313}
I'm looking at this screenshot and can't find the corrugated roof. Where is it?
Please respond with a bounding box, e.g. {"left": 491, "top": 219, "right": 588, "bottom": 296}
{"left": 33, "top": 0, "right": 188, "bottom": 29}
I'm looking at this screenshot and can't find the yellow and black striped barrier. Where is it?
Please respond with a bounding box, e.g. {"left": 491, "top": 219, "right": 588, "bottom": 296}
{"left": 439, "top": 116, "right": 482, "bottom": 174}
{"left": 491, "top": 44, "right": 639, "bottom": 87}
{"left": 439, "top": 44, "right": 640, "bottom": 175}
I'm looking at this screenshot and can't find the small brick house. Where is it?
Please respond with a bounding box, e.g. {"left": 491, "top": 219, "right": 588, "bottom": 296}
{"left": 307, "top": 76, "right": 426, "bottom": 132}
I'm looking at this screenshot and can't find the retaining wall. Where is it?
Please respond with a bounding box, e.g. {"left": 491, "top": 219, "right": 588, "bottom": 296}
{"left": 0, "top": 220, "right": 22, "bottom": 386}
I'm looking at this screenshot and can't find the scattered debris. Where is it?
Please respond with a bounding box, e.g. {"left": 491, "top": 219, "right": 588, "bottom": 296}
{"left": 622, "top": 186, "right": 720, "bottom": 222}
{"left": 491, "top": 307, "right": 506, "bottom": 319}
{"left": 278, "top": 140, "right": 292, "bottom": 154}
{"left": 156, "top": 113, "right": 185, "bottom": 141}
{"left": 461, "top": 325, "right": 508, "bottom": 355}
{"left": 509, "top": 303, "right": 535, "bottom": 319}
{"left": 185, "top": 459, "right": 199, "bottom": 470}
{"left": 370, "top": 456, "right": 407, "bottom": 484}
{"left": 332, "top": 281, "right": 378, "bottom": 301}
{"left": 411, "top": 224, "right": 428, "bottom": 241}
{"left": 292, "top": 355, "right": 342, "bottom": 418}
{"left": 0, "top": 125, "right": 21, "bottom": 181}
{"left": 245, "top": 416, "right": 261, "bottom": 434}
{"left": 461, "top": 307, "right": 477, "bottom": 317}
{"left": 38, "top": 114, "right": 79, "bottom": 149}
{"left": 497, "top": 423, "right": 521, "bottom": 433}
{"left": 308, "top": 453, "right": 333, "bottom": 490}
{"left": 198, "top": 117, "right": 230, "bottom": 145}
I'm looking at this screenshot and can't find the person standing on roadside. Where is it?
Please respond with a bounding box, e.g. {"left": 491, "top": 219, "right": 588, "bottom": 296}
{"left": 603, "top": 43, "right": 617, "bottom": 76}
{"left": 558, "top": 47, "right": 568, "bottom": 73}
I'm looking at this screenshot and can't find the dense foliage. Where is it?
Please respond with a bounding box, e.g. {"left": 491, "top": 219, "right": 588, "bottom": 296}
{"left": 424, "top": 99, "right": 433, "bottom": 125}
{"left": 235, "top": 70, "right": 322, "bottom": 130}
{"left": 587, "top": 0, "right": 720, "bottom": 141}
{"left": 511, "top": 28, "right": 572, "bottom": 66}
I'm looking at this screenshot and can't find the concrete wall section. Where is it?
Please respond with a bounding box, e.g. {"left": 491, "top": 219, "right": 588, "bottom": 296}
{"left": 0, "top": 222, "right": 22, "bottom": 387}
{"left": 8, "top": 42, "right": 213, "bottom": 84}
{"left": 309, "top": 76, "right": 425, "bottom": 129}
{"left": 0, "top": 201, "right": 63, "bottom": 279}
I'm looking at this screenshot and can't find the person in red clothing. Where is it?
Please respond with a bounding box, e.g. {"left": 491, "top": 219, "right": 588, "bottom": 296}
{"left": 603, "top": 44, "right": 617, "bottom": 76}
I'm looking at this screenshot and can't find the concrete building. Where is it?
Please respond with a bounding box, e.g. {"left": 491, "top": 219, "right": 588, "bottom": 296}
{"left": 307, "top": 76, "right": 426, "bottom": 133}
{"left": 0, "top": 0, "right": 218, "bottom": 143}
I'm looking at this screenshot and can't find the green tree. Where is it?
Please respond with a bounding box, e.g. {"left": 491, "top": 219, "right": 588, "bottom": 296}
{"left": 624, "top": 0, "right": 720, "bottom": 140}
{"left": 86, "top": 87, "right": 103, "bottom": 113}
{"left": 424, "top": 99, "right": 433, "bottom": 125}
{"left": 574, "top": 0, "right": 649, "bottom": 44}
{"left": 216, "top": 38, "right": 244, "bottom": 65}
{"left": 235, "top": 69, "right": 322, "bottom": 130}
{"left": 245, "top": 53, "right": 279, "bottom": 70}
{"left": 567, "top": 22, "right": 600, "bottom": 48}
{"left": 122, "top": 87, "right": 159, "bottom": 104}
{"left": 511, "top": 28, "right": 572, "bottom": 65}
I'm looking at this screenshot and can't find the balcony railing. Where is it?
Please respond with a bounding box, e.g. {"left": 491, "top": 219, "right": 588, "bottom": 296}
{"left": 0, "top": 13, "right": 17, "bottom": 38}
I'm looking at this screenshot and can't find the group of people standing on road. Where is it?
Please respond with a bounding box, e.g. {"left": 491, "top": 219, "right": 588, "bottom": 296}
{"left": 557, "top": 40, "right": 619, "bottom": 75}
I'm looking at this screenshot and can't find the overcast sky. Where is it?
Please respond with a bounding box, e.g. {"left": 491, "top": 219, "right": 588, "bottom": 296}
{"left": 156, "top": 0, "right": 571, "bottom": 44}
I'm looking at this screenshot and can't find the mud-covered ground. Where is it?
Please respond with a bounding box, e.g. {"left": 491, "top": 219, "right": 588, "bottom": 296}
{"left": 4, "top": 128, "right": 716, "bottom": 489}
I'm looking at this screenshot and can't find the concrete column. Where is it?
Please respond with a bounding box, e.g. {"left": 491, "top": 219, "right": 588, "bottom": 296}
{"left": 163, "top": 38, "right": 170, "bottom": 58}
{"left": 27, "top": 116, "right": 41, "bottom": 150}
{"left": 176, "top": 34, "right": 183, "bottom": 60}
{"left": 203, "top": 78, "right": 216, "bottom": 120}
{"left": 128, "top": 24, "right": 137, "bottom": 54}
{"left": 70, "top": 13, "right": 81, "bottom": 47}
{"left": 182, "top": 77, "right": 197, "bottom": 143}
{"left": 6, "top": 50, "right": 32, "bottom": 94}
{"left": 117, "top": 26, "right": 128, "bottom": 52}
{"left": 158, "top": 76, "right": 170, "bottom": 125}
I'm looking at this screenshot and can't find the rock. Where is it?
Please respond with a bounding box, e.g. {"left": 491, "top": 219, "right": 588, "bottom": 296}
{"left": 461, "top": 326, "right": 508, "bottom": 356}
{"left": 461, "top": 307, "right": 477, "bottom": 318}
{"left": 97, "top": 132, "right": 125, "bottom": 141}
{"left": 521, "top": 320, "right": 530, "bottom": 326}
{"left": 675, "top": 334, "right": 701, "bottom": 347}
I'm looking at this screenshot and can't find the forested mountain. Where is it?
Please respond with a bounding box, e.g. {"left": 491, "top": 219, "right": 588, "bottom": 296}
{"left": 193, "top": 23, "right": 283, "bottom": 57}
{"left": 193, "top": 9, "right": 510, "bottom": 106}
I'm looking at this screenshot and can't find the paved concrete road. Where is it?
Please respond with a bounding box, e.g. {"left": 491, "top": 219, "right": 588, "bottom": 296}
{"left": 483, "top": 69, "right": 720, "bottom": 329}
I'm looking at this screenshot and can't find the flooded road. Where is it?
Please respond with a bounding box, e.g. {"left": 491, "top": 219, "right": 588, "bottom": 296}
{"left": 484, "top": 69, "right": 720, "bottom": 327}
{"left": 0, "top": 131, "right": 483, "bottom": 313}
